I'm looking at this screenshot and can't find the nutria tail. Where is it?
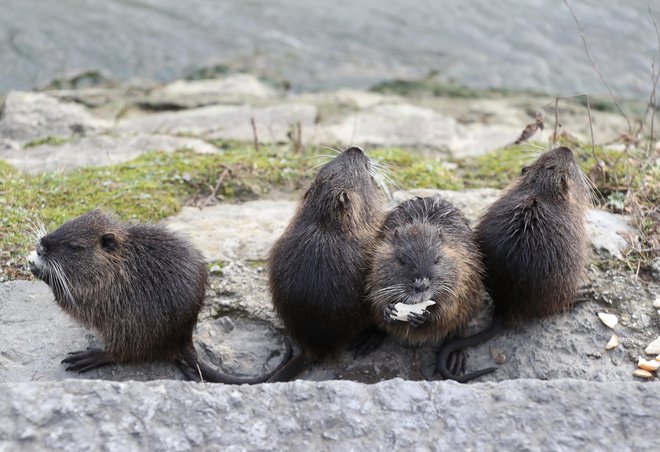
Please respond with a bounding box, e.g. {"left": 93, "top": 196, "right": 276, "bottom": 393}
{"left": 179, "top": 337, "right": 293, "bottom": 384}
{"left": 436, "top": 320, "right": 501, "bottom": 383}
{"left": 265, "top": 352, "right": 313, "bottom": 382}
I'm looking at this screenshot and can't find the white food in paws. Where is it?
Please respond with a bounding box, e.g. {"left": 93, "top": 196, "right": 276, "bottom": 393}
{"left": 390, "top": 300, "right": 436, "bottom": 322}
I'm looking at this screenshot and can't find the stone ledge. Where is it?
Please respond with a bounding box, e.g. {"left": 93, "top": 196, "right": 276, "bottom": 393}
{"left": 1, "top": 378, "right": 657, "bottom": 450}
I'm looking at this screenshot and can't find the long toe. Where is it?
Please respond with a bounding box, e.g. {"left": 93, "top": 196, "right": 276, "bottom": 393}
{"left": 62, "top": 349, "right": 112, "bottom": 373}
{"left": 448, "top": 350, "right": 467, "bottom": 376}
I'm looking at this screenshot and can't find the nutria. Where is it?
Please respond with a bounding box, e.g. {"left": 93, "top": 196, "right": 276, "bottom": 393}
{"left": 366, "top": 195, "right": 495, "bottom": 382}
{"left": 267, "top": 146, "right": 388, "bottom": 381}
{"left": 27, "top": 209, "right": 290, "bottom": 383}
{"left": 438, "top": 146, "right": 591, "bottom": 369}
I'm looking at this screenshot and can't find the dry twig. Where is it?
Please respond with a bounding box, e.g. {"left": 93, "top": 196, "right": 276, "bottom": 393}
{"left": 250, "top": 117, "right": 260, "bottom": 153}
{"left": 562, "top": 0, "right": 633, "bottom": 134}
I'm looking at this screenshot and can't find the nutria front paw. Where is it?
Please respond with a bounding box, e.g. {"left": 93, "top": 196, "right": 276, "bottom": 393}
{"left": 407, "top": 310, "right": 429, "bottom": 328}
{"left": 62, "top": 348, "right": 113, "bottom": 373}
{"left": 383, "top": 304, "right": 397, "bottom": 323}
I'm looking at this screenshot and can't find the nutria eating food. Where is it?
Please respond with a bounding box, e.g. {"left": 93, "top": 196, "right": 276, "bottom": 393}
{"left": 366, "top": 195, "right": 495, "bottom": 382}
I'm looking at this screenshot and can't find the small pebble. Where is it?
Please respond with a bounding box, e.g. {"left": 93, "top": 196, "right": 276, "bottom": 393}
{"left": 645, "top": 337, "right": 660, "bottom": 355}
{"left": 490, "top": 347, "right": 507, "bottom": 364}
{"left": 605, "top": 335, "right": 619, "bottom": 350}
{"left": 633, "top": 369, "right": 653, "bottom": 379}
{"left": 598, "top": 312, "right": 618, "bottom": 329}
{"left": 653, "top": 296, "right": 660, "bottom": 309}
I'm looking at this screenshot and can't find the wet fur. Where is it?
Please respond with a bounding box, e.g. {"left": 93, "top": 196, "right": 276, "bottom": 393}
{"left": 476, "top": 146, "right": 590, "bottom": 324}
{"left": 31, "top": 210, "right": 289, "bottom": 383}
{"left": 268, "top": 147, "right": 387, "bottom": 363}
{"left": 367, "top": 195, "right": 485, "bottom": 345}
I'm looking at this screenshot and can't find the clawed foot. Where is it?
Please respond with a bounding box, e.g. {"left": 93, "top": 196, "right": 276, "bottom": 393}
{"left": 61, "top": 348, "right": 113, "bottom": 373}
{"left": 436, "top": 348, "right": 466, "bottom": 377}
{"left": 383, "top": 304, "right": 430, "bottom": 327}
{"left": 407, "top": 310, "right": 429, "bottom": 328}
{"left": 383, "top": 304, "right": 396, "bottom": 323}
{"left": 575, "top": 284, "right": 594, "bottom": 304}
{"left": 349, "top": 327, "right": 387, "bottom": 358}
{"left": 176, "top": 360, "right": 202, "bottom": 382}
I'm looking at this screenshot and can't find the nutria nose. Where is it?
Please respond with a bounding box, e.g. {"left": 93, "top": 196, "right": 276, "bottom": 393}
{"left": 413, "top": 277, "right": 430, "bottom": 293}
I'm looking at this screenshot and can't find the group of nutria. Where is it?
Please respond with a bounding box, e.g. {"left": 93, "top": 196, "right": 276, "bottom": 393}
{"left": 28, "top": 145, "right": 590, "bottom": 383}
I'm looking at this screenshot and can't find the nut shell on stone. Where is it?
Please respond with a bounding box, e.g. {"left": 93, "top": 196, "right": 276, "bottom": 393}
{"left": 653, "top": 296, "right": 660, "bottom": 309}
{"left": 597, "top": 312, "right": 618, "bottom": 329}
{"left": 633, "top": 369, "right": 654, "bottom": 379}
{"left": 645, "top": 337, "right": 660, "bottom": 355}
{"left": 605, "top": 335, "right": 619, "bottom": 350}
{"left": 638, "top": 357, "right": 660, "bottom": 372}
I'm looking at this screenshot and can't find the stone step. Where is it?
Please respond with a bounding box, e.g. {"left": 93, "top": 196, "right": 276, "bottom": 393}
{"left": 1, "top": 378, "right": 657, "bottom": 450}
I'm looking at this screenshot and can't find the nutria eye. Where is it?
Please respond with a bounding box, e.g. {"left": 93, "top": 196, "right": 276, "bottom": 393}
{"left": 396, "top": 256, "right": 405, "bottom": 266}
{"left": 433, "top": 257, "right": 440, "bottom": 265}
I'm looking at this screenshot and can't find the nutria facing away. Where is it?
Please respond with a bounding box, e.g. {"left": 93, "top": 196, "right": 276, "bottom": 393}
{"left": 267, "top": 146, "right": 388, "bottom": 382}
{"left": 28, "top": 210, "right": 290, "bottom": 383}
{"left": 366, "top": 195, "right": 495, "bottom": 382}
{"left": 438, "top": 146, "right": 591, "bottom": 368}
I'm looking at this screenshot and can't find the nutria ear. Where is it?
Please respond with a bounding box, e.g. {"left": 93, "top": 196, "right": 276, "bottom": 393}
{"left": 101, "top": 233, "right": 118, "bottom": 251}
{"left": 521, "top": 166, "right": 530, "bottom": 176}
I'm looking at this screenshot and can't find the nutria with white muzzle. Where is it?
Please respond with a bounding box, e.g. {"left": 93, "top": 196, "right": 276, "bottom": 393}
{"left": 28, "top": 210, "right": 290, "bottom": 383}
{"left": 366, "top": 195, "right": 495, "bottom": 382}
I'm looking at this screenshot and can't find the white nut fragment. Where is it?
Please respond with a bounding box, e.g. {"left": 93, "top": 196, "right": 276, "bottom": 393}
{"left": 644, "top": 337, "right": 660, "bottom": 355}
{"left": 638, "top": 357, "right": 660, "bottom": 372}
{"left": 653, "top": 296, "right": 660, "bottom": 309}
{"left": 605, "top": 335, "right": 619, "bottom": 350}
{"left": 597, "top": 312, "right": 618, "bottom": 329}
{"left": 632, "top": 369, "right": 654, "bottom": 379}
{"left": 390, "top": 300, "right": 436, "bottom": 322}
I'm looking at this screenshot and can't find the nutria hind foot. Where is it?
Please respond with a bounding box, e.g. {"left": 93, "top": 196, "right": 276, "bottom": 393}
{"left": 574, "top": 283, "right": 594, "bottom": 304}
{"left": 443, "top": 346, "right": 466, "bottom": 376}
{"left": 349, "top": 326, "right": 388, "bottom": 358}
{"left": 61, "top": 348, "right": 113, "bottom": 373}
{"left": 435, "top": 322, "right": 501, "bottom": 383}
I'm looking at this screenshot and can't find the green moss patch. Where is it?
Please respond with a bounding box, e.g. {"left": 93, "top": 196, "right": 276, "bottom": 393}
{"left": 23, "top": 136, "right": 70, "bottom": 149}
{"left": 2, "top": 141, "right": 656, "bottom": 280}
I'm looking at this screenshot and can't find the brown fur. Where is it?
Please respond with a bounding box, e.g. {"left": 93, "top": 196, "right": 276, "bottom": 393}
{"left": 367, "top": 195, "right": 485, "bottom": 345}
{"left": 268, "top": 147, "right": 387, "bottom": 367}
{"left": 29, "top": 209, "right": 289, "bottom": 383}
{"left": 475, "top": 146, "right": 590, "bottom": 325}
